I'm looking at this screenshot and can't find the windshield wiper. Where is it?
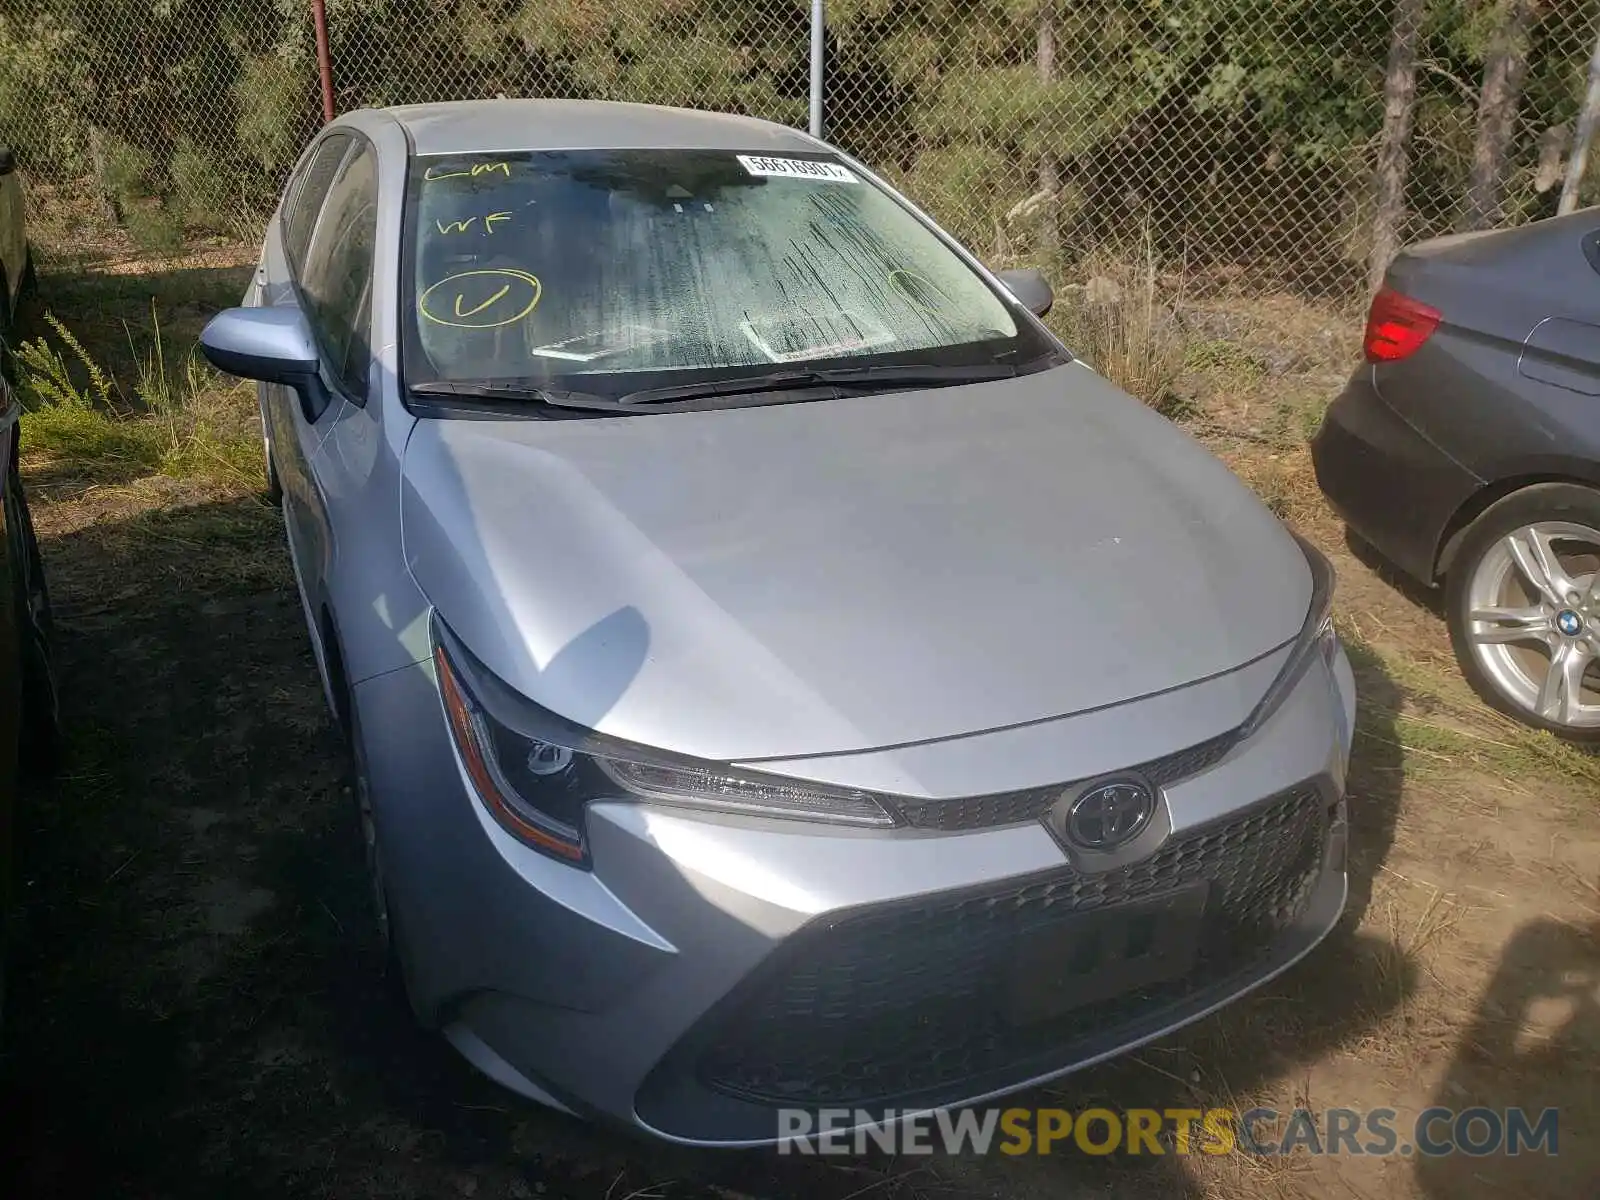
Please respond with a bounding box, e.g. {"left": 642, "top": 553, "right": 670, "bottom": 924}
{"left": 410, "top": 361, "right": 1028, "bottom": 414}
{"left": 408, "top": 380, "right": 630, "bottom": 413}
{"left": 614, "top": 362, "right": 1020, "bottom": 407}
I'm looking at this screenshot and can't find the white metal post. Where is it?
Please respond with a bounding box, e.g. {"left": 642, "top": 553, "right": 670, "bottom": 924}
{"left": 809, "top": 0, "right": 825, "bottom": 137}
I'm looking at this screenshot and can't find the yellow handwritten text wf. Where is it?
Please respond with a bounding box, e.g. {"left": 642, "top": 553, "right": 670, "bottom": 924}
{"left": 434, "top": 212, "right": 514, "bottom": 236}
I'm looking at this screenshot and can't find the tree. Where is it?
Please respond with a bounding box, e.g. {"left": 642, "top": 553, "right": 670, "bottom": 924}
{"left": 1368, "top": 0, "right": 1427, "bottom": 293}
{"left": 1463, "top": 0, "right": 1534, "bottom": 230}
{"left": 1560, "top": 24, "right": 1600, "bottom": 215}
{"left": 2, "top": 0, "right": 1591, "bottom": 291}
{"left": 1035, "top": 1, "right": 1060, "bottom": 260}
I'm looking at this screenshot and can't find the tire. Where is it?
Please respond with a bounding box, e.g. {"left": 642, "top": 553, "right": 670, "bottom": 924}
{"left": 265, "top": 443, "right": 283, "bottom": 506}
{"left": 349, "top": 707, "right": 391, "bottom": 960}
{"left": 1445, "top": 482, "right": 1600, "bottom": 742}
{"left": 344, "top": 684, "right": 422, "bottom": 1020}
{"left": 261, "top": 406, "right": 283, "bottom": 506}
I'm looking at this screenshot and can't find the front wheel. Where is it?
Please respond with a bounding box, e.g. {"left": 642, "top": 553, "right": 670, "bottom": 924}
{"left": 345, "top": 693, "right": 425, "bottom": 1022}
{"left": 1446, "top": 483, "right": 1600, "bottom": 741}
{"left": 348, "top": 700, "right": 393, "bottom": 961}
{"left": 263, "top": 430, "right": 283, "bottom": 507}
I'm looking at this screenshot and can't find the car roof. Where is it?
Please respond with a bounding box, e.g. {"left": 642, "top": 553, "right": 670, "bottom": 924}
{"left": 380, "top": 99, "right": 824, "bottom": 157}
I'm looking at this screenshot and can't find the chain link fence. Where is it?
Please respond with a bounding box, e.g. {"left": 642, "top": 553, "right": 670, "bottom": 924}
{"left": 1, "top": 0, "right": 1598, "bottom": 295}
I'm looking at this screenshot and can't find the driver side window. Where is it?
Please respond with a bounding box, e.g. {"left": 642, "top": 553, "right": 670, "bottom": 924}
{"left": 299, "top": 142, "right": 377, "bottom": 403}
{"left": 283, "top": 134, "right": 351, "bottom": 273}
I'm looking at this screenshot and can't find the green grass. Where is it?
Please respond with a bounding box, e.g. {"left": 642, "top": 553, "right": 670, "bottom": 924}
{"left": 14, "top": 302, "right": 262, "bottom": 491}
{"left": 1336, "top": 616, "right": 1600, "bottom": 794}
{"left": 19, "top": 380, "right": 261, "bottom": 491}
{"left": 1266, "top": 390, "right": 1332, "bottom": 451}
{"left": 155, "top": 399, "right": 263, "bottom": 488}
{"left": 19, "top": 402, "right": 168, "bottom": 478}
{"left": 1184, "top": 337, "right": 1267, "bottom": 382}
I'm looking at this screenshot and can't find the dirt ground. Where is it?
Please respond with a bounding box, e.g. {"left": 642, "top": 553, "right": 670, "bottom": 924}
{"left": 1, "top": 256, "right": 1596, "bottom": 1200}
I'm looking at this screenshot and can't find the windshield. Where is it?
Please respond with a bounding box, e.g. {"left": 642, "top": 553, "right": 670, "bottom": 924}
{"left": 401, "top": 149, "right": 1055, "bottom": 404}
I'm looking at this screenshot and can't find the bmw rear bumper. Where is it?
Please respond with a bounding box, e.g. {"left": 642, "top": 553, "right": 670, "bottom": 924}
{"left": 1312, "top": 368, "right": 1482, "bottom": 585}
{"left": 352, "top": 639, "right": 1356, "bottom": 1146}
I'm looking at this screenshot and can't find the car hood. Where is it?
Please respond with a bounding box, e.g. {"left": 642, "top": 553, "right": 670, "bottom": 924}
{"left": 400, "top": 364, "right": 1310, "bottom": 763}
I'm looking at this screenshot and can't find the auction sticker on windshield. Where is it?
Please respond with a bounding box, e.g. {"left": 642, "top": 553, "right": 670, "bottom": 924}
{"left": 736, "top": 155, "right": 856, "bottom": 183}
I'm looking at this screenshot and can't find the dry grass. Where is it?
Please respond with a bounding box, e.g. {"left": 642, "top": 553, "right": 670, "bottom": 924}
{"left": 1047, "top": 240, "right": 1190, "bottom": 419}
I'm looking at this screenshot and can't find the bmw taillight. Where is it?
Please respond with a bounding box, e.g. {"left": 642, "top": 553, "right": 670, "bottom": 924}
{"left": 1363, "top": 287, "right": 1441, "bottom": 363}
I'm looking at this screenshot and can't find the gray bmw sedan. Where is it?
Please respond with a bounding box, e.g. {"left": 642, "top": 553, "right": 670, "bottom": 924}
{"left": 199, "top": 99, "right": 1356, "bottom": 1145}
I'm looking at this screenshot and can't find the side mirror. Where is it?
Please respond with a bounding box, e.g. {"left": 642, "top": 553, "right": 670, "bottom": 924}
{"left": 200, "top": 306, "right": 330, "bottom": 420}
{"left": 0, "top": 147, "right": 15, "bottom": 176}
{"left": 996, "top": 268, "right": 1054, "bottom": 318}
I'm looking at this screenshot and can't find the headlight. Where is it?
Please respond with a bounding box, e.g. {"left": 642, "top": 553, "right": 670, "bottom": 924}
{"left": 432, "top": 618, "right": 898, "bottom": 866}
{"left": 1237, "top": 532, "right": 1337, "bottom": 741}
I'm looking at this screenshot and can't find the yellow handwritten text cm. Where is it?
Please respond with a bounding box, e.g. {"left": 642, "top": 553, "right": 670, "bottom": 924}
{"left": 423, "top": 161, "right": 512, "bottom": 182}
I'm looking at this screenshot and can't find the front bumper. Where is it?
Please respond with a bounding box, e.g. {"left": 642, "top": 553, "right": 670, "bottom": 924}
{"left": 353, "top": 638, "right": 1356, "bottom": 1147}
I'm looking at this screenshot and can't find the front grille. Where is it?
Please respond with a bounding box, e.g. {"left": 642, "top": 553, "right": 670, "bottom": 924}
{"left": 894, "top": 728, "right": 1239, "bottom": 831}
{"left": 695, "top": 786, "right": 1328, "bottom": 1109}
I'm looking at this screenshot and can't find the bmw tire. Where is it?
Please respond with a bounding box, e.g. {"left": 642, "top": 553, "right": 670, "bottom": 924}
{"left": 1447, "top": 483, "right": 1600, "bottom": 742}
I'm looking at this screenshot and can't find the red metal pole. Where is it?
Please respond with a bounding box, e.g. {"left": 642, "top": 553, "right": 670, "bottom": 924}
{"left": 311, "top": 0, "right": 335, "bottom": 123}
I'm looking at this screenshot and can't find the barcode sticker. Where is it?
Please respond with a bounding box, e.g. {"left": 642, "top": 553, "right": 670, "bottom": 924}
{"left": 735, "top": 155, "right": 856, "bottom": 183}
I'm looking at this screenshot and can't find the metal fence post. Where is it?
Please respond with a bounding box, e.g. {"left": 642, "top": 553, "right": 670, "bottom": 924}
{"left": 809, "top": 0, "right": 824, "bottom": 138}
{"left": 312, "top": 0, "right": 336, "bottom": 123}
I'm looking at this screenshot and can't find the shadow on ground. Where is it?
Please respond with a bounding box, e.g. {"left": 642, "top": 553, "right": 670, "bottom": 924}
{"left": 1413, "top": 915, "right": 1598, "bottom": 1200}
{"left": 0, "top": 490, "right": 1418, "bottom": 1200}
{"left": 1342, "top": 638, "right": 1406, "bottom": 929}
{"left": 1343, "top": 529, "right": 1444, "bottom": 618}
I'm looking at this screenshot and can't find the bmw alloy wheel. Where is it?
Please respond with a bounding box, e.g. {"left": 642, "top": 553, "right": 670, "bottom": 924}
{"left": 1462, "top": 520, "right": 1600, "bottom": 730}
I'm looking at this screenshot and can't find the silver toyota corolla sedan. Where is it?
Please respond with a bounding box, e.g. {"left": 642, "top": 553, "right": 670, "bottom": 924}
{"left": 200, "top": 99, "right": 1357, "bottom": 1146}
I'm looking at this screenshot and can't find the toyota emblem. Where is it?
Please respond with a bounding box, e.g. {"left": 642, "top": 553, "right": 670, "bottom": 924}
{"left": 1064, "top": 779, "right": 1155, "bottom": 850}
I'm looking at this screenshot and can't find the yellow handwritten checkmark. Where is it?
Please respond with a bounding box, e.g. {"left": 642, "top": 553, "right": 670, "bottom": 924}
{"left": 418, "top": 268, "right": 542, "bottom": 329}
{"left": 454, "top": 284, "right": 511, "bottom": 318}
